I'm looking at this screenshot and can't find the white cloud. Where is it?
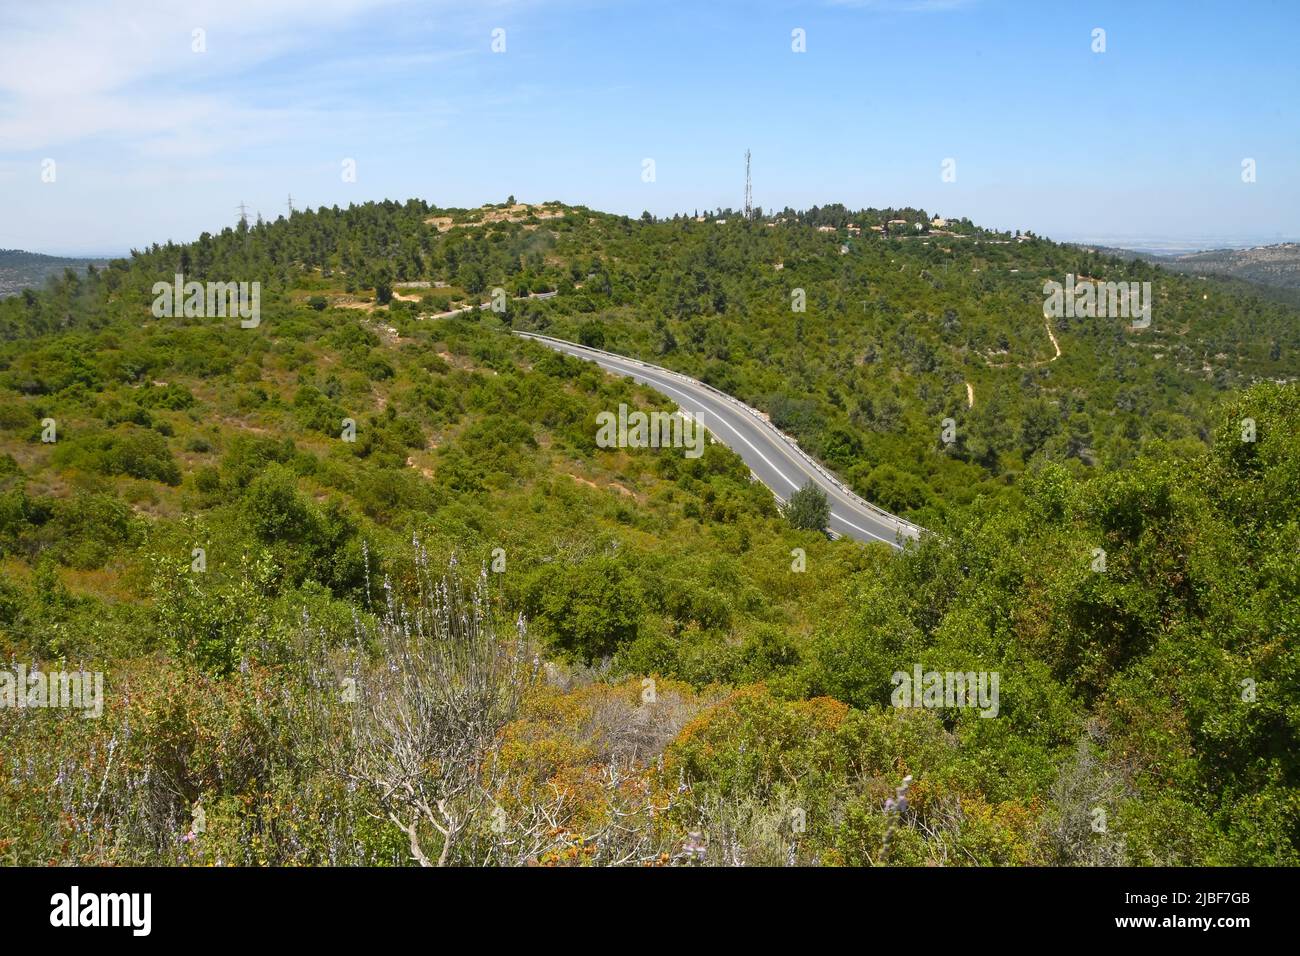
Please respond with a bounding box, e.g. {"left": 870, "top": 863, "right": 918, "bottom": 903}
{"left": 0, "top": 0, "right": 405, "bottom": 151}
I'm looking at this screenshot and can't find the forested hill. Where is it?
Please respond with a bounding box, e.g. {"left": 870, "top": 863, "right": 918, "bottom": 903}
{"left": 5, "top": 199, "right": 1296, "bottom": 525}
{"left": 1070, "top": 241, "right": 1300, "bottom": 307}
{"left": 1, "top": 200, "right": 1297, "bottom": 867}
{"left": 0, "top": 248, "right": 112, "bottom": 299}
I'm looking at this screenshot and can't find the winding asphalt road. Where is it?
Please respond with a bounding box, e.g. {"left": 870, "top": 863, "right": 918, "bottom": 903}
{"left": 515, "top": 331, "right": 923, "bottom": 549}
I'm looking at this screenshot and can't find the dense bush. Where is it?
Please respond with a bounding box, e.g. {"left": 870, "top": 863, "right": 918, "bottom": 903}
{"left": 53, "top": 425, "right": 181, "bottom": 484}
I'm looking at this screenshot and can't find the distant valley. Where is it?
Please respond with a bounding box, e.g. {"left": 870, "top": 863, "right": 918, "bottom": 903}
{"left": 1068, "top": 240, "right": 1300, "bottom": 301}
{"left": 0, "top": 249, "right": 114, "bottom": 298}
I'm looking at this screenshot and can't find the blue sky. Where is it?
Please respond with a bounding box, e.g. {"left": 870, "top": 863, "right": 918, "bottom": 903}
{"left": 1, "top": 0, "right": 1296, "bottom": 255}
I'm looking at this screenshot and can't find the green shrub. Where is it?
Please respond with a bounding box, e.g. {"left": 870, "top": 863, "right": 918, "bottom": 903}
{"left": 53, "top": 425, "right": 181, "bottom": 485}
{"left": 784, "top": 480, "right": 830, "bottom": 532}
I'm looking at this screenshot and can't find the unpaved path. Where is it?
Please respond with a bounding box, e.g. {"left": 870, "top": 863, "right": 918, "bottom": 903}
{"left": 1044, "top": 318, "right": 1062, "bottom": 360}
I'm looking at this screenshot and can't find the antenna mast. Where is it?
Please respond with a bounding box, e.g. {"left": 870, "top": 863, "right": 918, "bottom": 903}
{"left": 744, "top": 149, "right": 753, "bottom": 219}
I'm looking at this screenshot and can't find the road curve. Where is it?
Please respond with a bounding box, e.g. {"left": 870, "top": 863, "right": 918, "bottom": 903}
{"left": 515, "top": 331, "right": 924, "bottom": 549}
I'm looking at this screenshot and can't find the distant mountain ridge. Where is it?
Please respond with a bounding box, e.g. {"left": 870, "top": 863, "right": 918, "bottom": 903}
{"left": 1066, "top": 240, "right": 1300, "bottom": 299}
{"left": 1167, "top": 242, "right": 1300, "bottom": 287}
{"left": 0, "top": 248, "right": 114, "bottom": 298}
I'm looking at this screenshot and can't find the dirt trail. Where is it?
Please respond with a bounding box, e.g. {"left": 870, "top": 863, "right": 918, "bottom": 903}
{"left": 965, "top": 382, "right": 974, "bottom": 408}
{"left": 1044, "top": 318, "right": 1062, "bottom": 360}
{"left": 1019, "top": 316, "right": 1064, "bottom": 369}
